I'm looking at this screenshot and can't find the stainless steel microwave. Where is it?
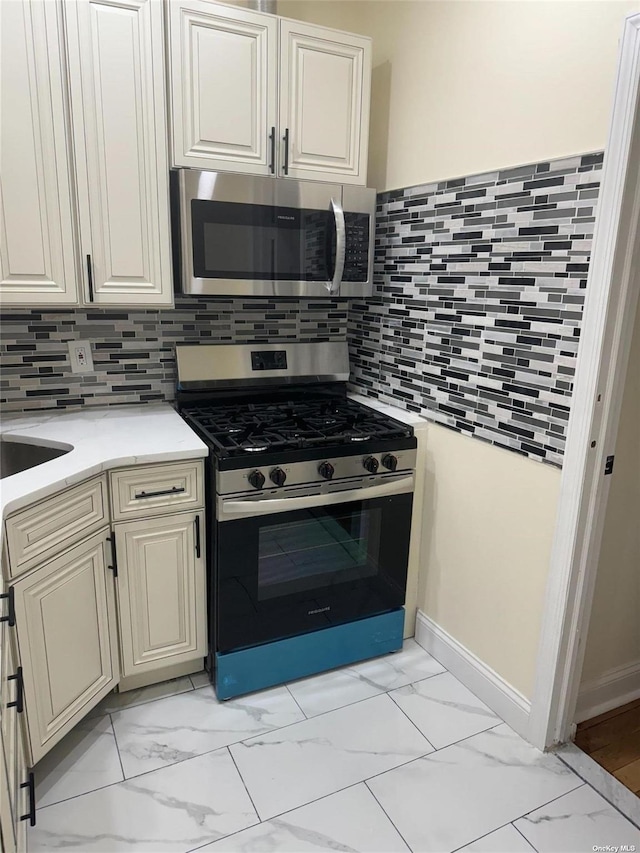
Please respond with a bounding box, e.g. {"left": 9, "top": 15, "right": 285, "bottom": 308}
{"left": 171, "top": 170, "right": 376, "bottom": 298}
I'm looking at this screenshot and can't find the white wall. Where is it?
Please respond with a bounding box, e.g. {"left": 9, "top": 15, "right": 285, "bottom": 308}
{"left": 279, "top": 0, "right": 635, "bottom": 192}
{"left": 578, "top": 298, "right": 640, "bottom": 711}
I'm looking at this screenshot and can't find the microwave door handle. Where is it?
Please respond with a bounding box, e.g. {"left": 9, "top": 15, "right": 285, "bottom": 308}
{"left": 220, "top": 475, "right": 414, "bottom": 520}
{"left": 328, "top": 198, "right": 346, "bottom": 294}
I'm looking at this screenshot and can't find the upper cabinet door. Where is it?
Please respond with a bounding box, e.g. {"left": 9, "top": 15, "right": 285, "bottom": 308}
{"left": 168, "top": 1, "right": 277, "bottom": 175}
{"left": 0, "top": 0, "right": 78, "bottom": 305}
{"left": 279, "top": 20, "right": 371, "bottom": 185}
{"left": 65, "top": 0, "right": 173, "bottom": 305}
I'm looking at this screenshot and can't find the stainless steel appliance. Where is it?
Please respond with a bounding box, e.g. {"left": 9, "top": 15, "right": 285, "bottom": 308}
{"left": 176, "top": 341, "right": 416, "bottom": 699}
{"left": 172, "top": 171, "right": 376, "bottom": 297}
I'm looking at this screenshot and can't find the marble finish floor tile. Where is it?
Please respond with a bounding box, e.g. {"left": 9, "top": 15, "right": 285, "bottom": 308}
{"left": 35, "top": 716, "right": 124, "bottom": 808}
{"left": 389, "top": 671, "right": 501, "bottom": 748}
{"left": 230, "top": 693, "right": 433, "bottom": 820}
{"left": 89, "top": 676, "right": 194, "bottom": 718}
{"left": 367, "top": 723, "right": 582, "bottom": 852}
{"left": 198, "top": 784, "right": 409, "bottom": 852}
{"left": 458, "top": 824, "right": 535, "bottom": 852}
{"left": 29, "top": 748, "right": 258, "bottom": 852}
{"left": 112, "top": 684, "right": 305, "bottom": 778}
{"left": 286, "top": 639, "right": 445, "bottom": 717}
{"left": 515, "top": 784, "right": 640, "bottom": 852}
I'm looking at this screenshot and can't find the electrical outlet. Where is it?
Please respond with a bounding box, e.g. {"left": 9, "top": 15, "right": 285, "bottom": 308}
{"left": 68, "top": 340, "right": 94, "bottom": 374}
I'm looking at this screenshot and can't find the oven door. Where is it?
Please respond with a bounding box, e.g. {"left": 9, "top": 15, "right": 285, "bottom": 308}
{"left": 214, "top": 476, "right": 413, "bottom": 653}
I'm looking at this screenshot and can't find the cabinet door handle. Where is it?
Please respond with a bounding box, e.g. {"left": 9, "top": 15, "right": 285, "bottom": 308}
{"left": 106, "top": 534, "right": 118, "bottom": 578}
{"left": 86, "top": 254, "right": 94, "bottom": 302}
{"left": 283, "top": 127, "right": 289, "bottom": 175}
{"left": 269, "top": 126, "right": 275, "bottom": 174}
{"left": 0, "top": 587, "right": 15, "bottom": 627}
{"left": 20, "top": 772, "right": 36, "bottom": 827}
{"left": 194, "top": 514, "right": 201, "bottom": 559}
{"left": 134, "top": 486, "right": 186, "bottom": 500}
{"left": 8, "top": 666, "right": 24, "bottom": 714}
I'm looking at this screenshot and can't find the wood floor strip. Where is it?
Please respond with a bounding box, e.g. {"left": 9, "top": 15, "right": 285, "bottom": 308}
{"left": 577, "top": 697, "right": 640, "bottom": 732}
{"left": 575, "top": 706, "right": 640, "bottom": 753}
{"left": 589, "top": 729, "right": 640, "bottom": 772}
{"left": 614, "top": 757, "right": 640, "bottom": 793}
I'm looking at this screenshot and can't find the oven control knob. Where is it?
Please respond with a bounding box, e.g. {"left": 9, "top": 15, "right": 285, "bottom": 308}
{"left": 248, "top": 470, "right": 265, "bottom": 490}
{"left": 318, "top": 461, "right": 335, "bottom": 480}
{"left": 270, "top": 467, "right": 287, "bottom": 487}
{"left": 363, "top": 456, "right": 379, "bottom": 474}
{"left": 382, "top": 454, "right": 398, "bottom": 472}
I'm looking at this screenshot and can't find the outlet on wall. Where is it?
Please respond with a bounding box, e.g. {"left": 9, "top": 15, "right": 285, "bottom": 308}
{"left": 68, "top": 340, "right": 94, "bottom": 374}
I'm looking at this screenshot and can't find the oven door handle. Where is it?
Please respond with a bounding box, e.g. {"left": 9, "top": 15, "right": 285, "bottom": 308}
{"left": 327, "top": 197, "right": 346, "bottom": 295}
{"left": 219, "top": 475, "right": 414, "bottom": 520}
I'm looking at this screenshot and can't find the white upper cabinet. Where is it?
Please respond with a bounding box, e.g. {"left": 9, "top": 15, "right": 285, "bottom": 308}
{"left": 279, "top": 20, "right": 371, "bottom": 185}
{"left": 167, "top": 2, "right": 371, "bottom": 185}
{"left": 0, "top": 0, "right": 78, "bottom": 305}
{"left": 168, "top": 1, "right": 278, "bottom": 174}
{"left": 65, "top": 0, "right": 173, "bottom": 305}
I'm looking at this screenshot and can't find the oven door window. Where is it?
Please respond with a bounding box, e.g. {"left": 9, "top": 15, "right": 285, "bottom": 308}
{"left": 258, "top": 506, "right": 379, "bottom": 601}
{"left": 215, "top": 493, "right": 412, "bottom": 653}
{"left": 191, "top": 200, "right": 334, "bottom": 281}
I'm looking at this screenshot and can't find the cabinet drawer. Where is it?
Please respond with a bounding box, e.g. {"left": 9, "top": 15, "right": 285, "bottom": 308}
{"left": 110, "top": 461, "right": 204, "bottom": 521}
{"left": 5, "top": 476, "right": 107, "bottom": 578}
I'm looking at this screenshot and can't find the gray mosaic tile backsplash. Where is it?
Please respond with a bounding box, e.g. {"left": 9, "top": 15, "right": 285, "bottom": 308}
{"left": 348, "top": 151, "right": 604, "bottom": 467}
{"left": 1, "top": 152, "right": 601, "bottom": 467}
{"left": 0, "top": 298, "right": 347, "bottom": 412}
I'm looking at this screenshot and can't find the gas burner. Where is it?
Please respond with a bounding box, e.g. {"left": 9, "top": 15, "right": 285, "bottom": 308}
{"left": 243, "top": 444, "right": 269, "bottom": 452}
{"left": 347, "top": 434, "right": 371, "bottom": 442}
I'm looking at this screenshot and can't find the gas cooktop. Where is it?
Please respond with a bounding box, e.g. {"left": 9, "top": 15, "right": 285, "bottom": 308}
{"left": 181, "top": 394, "right": 414, "bottom": 466}
{"left": 183, "top": 397, "right": 412, "bottom": 457}
{"left": 175, "top": 341, "right": 416, "bottom": 471}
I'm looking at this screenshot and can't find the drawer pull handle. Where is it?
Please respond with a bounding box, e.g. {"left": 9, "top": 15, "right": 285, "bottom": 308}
{"left": 0, "top": 587, "right": 15, "bottom": 627}
{"left": 20, "top": 772, "right": 36, "bottom": 826}
{"left": 8, "top": 666, "right": 24, "bottom": 714}
{"left": 134, "top": 486, "right": 186, "bottom": 500}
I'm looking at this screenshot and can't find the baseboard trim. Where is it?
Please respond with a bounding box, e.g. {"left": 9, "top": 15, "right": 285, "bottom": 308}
{"left": 576, "top": 660, "right": 640, "bottom": 723}
{"left": 415, "top": 611, "right": 531, "bottom": 740}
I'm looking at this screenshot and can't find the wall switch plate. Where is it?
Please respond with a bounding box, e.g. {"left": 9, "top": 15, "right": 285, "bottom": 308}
{"left": 68, "top": 340, "right": 94, "bottom": 374}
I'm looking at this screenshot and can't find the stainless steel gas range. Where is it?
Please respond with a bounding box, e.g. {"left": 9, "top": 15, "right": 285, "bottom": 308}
{"left": 176, "top": 341, "right": 417, "bottom": 699}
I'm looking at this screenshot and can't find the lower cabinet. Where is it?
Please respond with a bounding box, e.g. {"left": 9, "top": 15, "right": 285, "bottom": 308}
{"left": 1, "top": 581, "right": 32, "bottom": 852}
{"left": 114, "top": 511, "right": 207, "bottom": 678}
{"left": 0, "top": 463, "right": 206, "bottom": 849}
{"left": 12, "top": 528, "right": 120, "bottom": 765}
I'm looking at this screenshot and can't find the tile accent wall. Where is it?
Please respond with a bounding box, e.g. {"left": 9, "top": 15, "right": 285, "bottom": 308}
{"left": 348, "top": 152, "right": 604, "bottom": 467}
{"left": 0, "top": 298, "right": 347, "bottom": 412}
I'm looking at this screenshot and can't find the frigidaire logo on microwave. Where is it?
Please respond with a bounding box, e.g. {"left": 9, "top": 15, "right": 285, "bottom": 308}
{"left": 308, "top": 606, "right": 331, "bottom": 615}
{"left": 277, "top": 214, "right": 296, "bottom": 221}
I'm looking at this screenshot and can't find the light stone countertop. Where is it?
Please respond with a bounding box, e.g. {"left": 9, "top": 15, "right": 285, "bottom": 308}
{"left": 0, "top": 403, "right": 208, "bottom": 520}
{"left": 348, "top": 392, "right": 429, "bottom": 431}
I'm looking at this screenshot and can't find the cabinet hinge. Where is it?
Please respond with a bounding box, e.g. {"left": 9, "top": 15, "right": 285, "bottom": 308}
{"left": 604, "top": 455, "right": 615, "bottom": 475}
{"left": 107, "top": 534, "right": 118, "bottom": 577}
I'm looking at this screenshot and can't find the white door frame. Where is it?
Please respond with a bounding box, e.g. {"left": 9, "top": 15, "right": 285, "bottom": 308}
{"left": 529, "top": 11, "right": 640, "bottom": 751}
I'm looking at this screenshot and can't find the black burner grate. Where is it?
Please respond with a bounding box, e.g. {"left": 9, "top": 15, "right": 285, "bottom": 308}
{"left": 182, "top": 397, "right": 412, "bottom": 459}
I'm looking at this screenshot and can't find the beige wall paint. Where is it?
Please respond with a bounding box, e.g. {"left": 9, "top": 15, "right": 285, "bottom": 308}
{"left": 418, "top": 423, "right": 561, "bottom": 698}
{"left": 279, "top": 0, "right": 635, "bottom": 191}
{"left": 580, "top": 300, "right": 640, "bottom": 685}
